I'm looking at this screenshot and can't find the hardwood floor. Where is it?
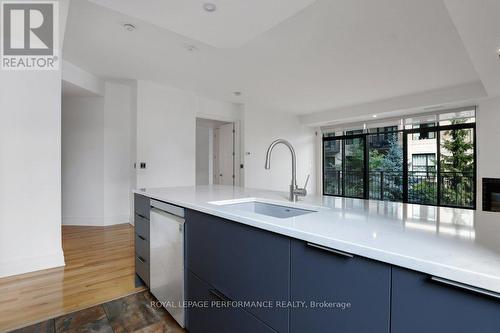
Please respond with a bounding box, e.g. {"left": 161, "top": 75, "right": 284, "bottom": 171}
{"left": 0, "top": 224, "right": 146, "bottom": 332}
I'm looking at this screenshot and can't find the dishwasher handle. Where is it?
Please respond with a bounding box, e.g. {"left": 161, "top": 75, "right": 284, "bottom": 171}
{"left": 151, "top": 199, "right": 185, "bottom": 218}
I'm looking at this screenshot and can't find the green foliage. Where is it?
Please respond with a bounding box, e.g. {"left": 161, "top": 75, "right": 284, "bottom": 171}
{"left": 409, "top": 179, "right": 437, "bottom": 205}
{"left": 381, "top": 134, "right": 403, "bottom": 172}
{"left": 345, "top": 140, "right": 364, "bottom": 197}
{"left": 323, "top": 122, "right": 474, "bottom": 208}
{"left": 369, "top": 150, "right": 384, "bottom": 170}
{"left": 369, "top": 133, "right": 403, "bottom": 201}
{"left": 440, "top": 125, "right": 473, "bottom": 174}
{"left": 439, "top": 121, "right": 474, "bottom": 207}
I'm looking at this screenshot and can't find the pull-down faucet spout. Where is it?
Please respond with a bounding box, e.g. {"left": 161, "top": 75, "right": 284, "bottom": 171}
{"left": 265, "top": 139, "right": 308, "bottom": 202}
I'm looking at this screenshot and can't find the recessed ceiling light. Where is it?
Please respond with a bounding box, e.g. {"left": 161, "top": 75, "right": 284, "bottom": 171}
{"left": 233, "top": 91, "right": 242, "bottom": 96}
{"left": 184, "top": 44, "right": 198, "bottom": 52}
{"left": 203, "top": 2, "right": 217, "bottom": 12}
{"left": 123, "top": 23, "right": 136, "bottom": 32}
{"left": 372, "top": 114, "right": 377, "bottom": 118}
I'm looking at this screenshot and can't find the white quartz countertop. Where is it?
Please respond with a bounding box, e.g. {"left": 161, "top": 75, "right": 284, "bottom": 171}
{"left": 134, "top": 185, "right": 500, "bottom": 295}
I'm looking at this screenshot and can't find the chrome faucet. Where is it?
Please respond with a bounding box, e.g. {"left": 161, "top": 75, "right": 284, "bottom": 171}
{"left": 264, "top": 139, "right": 309, "bottom": 202}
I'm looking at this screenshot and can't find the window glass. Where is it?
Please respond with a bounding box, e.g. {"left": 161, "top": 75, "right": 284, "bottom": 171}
{"left": 407, "top": 126, "right": 438, "bottom": 205}
{"left": 368, "top": 132, "right": 403, "bottom": 202}
{"left": 412, "top": 154, "right": 436, "bottom": 172}
{"left": 411, "top": 123, "right": 436, "bottom": 140}
{"left": 439, "top": 109, "right": 475, "bottom": 126}
{"left": 344, "top": 137, "right": 365, "bottom": 198}
{"left": 404, "top": 114, "right": 437, "bottom": 129}
{"left": 323, "top": 139, "right": 343, "bottom": 196}
{"left": 439, "top": 127, "right": 475, "bottom": 208}
{"left": 322, "top": 108, "right": 476, "bottom": 209}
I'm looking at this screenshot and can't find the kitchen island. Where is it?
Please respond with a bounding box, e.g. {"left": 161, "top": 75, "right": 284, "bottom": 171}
{"left": 134, "top": 185, "right": 500, "bottom": 333}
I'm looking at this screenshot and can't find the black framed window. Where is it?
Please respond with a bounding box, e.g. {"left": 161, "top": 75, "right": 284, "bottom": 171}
{"left": 412, "top": 154, "right": 436, "bottom": 172}
{"left": 322, "top": 110, "right": 476, "bottom": 209}
{"left": 412, "top": 123, "right": 436, "bottom": 140}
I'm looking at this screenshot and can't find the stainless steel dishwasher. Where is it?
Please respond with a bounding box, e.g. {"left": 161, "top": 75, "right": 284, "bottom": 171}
{"left": 150, "top": 199, "right": 185, "bottom": 328}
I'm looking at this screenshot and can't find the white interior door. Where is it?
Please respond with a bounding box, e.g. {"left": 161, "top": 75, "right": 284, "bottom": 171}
{"left": 217, "top": 123, "right": 234, "bottom": 185}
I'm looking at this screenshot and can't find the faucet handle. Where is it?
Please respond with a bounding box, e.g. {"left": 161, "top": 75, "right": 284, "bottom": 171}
{"left": 303, "top": 174, "right": 310, "bottom": 190}
{"left": 294, "top": 174, "right": 310, "bottom": 198}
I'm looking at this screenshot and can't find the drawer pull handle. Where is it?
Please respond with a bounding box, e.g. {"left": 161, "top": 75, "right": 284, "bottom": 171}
{"left": 137, "top": 256, "right": 146, "bottom": 264}
{"left": 138, "top": 235, "right": 146, "bottom": 241}
{"left": 306, "top": 242, "right": 354, "bottom": 258}
{"left": 137, "top": 214, "right": 148, "bottom": 220}
{"left": 430, "top": 276, "right": 500, "bottom": 300}
{"left": 209, "top": 289, "right": 231, "bottom": 302}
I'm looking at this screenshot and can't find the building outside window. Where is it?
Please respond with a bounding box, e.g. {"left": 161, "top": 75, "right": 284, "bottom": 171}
{"left": 322, "top": 108, "right": 476, "bottom": 209}
{"left": 411, "top": 154, "right": 436, "bottom": 173}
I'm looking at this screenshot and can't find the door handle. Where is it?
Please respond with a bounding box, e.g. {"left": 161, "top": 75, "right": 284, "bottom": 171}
{"left": 209, "top": 289, "right": 231, "bottom": 302}
{"left": 137, "top": 256, "right": 146, "bottom": 264}
{"left": 138, "top": 235, "right": 146, "bottom": 241}
{"left": 306, "top": 242, "right": 354, "bottom": 258}
{"left": 430, "top": 276, "right": 500, "bottom": 300}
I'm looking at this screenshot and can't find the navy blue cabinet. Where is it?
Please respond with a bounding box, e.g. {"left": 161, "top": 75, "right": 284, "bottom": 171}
{"left": 186, "top": 271, "right": 276, "bottom": 333}
{"left": 134, "top": 193, "right": 150, "bottom": 220}
{"left": 185, "top": 207, "right": 500, "bottom": 333}
{"left": 391, "top": 266, "right": 500, "bottom": 333}
{"left": 290, "top": 240, "right": 391, "bottom": 333}
{"left": 134, "top": 193, "right": 150, "bottom": 287}
{"left": 185, "top": 210, "right": 290, "bottom": 332}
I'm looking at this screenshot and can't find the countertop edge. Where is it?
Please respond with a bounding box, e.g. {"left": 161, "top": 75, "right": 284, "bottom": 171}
{"left": 134, "top": 189, "right": 500, "bottom": 296}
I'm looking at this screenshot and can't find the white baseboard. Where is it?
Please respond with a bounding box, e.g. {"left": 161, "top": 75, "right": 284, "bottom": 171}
{"left": 63, "top": 216, "right": 104, "bottom": 226}
{"left": 103, "top": 215, "right": 131, "bottom": 226}
{"left": 63, "top": 215, "right": 131, "bottom": 226}
{"left": 0, "top": 251, "right": 65, "bottom": 278}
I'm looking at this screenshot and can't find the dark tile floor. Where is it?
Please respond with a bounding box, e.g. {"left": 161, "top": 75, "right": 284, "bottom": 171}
{"left": 9, "top": 291, "right": 185, "bottom": 333}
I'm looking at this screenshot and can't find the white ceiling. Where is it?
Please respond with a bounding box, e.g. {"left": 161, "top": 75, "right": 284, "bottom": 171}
{"left": 62, "top": 80, "right": 103, "bottom": 98}
{"left": 443, "top": 0, "right": 500, "bottom": 97}
{"left": 87, "top": 0, "right": 317, "bottom": 48}
{"left": 63, "top": 0, "right": 487, "bottom": 115}
{"left": 196, "top": 117, "right": 230, "bottom": 128}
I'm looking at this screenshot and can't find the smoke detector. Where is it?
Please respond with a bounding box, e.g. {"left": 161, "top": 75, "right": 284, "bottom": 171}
{"left": 184, "top": 44, "right": 198, "bottom": 52}
{"left": 203, "top": 3, "right": 217, "bottom": 12}
{"left": 123, "top": 23, "right": 136, "bottom": 32}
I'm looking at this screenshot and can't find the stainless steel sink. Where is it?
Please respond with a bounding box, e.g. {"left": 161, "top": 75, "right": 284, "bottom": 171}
{"left": 211, "top": 199, "right": 316, "bottom": 219}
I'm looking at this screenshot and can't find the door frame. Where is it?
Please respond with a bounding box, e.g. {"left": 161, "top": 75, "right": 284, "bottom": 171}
{"left": 196, "top": 113, "right": 242, "bottom": 187}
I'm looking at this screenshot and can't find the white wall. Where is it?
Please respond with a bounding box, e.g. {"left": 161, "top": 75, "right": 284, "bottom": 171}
{"left": 136, "top": 81, "right": 197, "bottom": 188}
{"left": 196, "top": 96, "right": 241, "bottom": 122}
{"left": 62, "top": 81, "right": 135, "bottom": 226}
{"left": 196, "top": 125, "right": 211, "bottom": 185}
{"left": 476, "top": 96, "right": 500, "bottom": 208}
{"left": 103, "top": 82, "right": 135, "bottom": 225}
{"left": 61, "top": 79, "right": 239, "bottom": 226}
{"left": 0, "top": 0, "right": 70, "bottom": 277}
{"left": 62, "top": 96, "right": 105, "bottom": 225}
{"left": 135, "top": 81, "right": 246, "bottom": 189}
{"left": 62, "top": 61, "right": 105, "bottom": 96}
{"left": 243, "top": 103, "right": 317, "bottom": 194}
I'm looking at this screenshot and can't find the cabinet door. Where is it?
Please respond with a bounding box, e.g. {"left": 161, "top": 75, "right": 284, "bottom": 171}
{"left": 186, "top": 210, "right": 290, "bottom": 332}
{"left": 186, "top": 271, "right": 275, "bottom": 333}
{"left": 134, "top": 193, "right": 150, "bottom": 220}
{"left": 290, "top": 240, "right": 391, "bottom": 333}
{"left": 134, "top": 194, "right": 150, "bottom": 287}
{"left": 134, "top": 214, "right": 150, "bottom": 241}
{"left": 391, "top": 266, "right": 500, "bottom": 333}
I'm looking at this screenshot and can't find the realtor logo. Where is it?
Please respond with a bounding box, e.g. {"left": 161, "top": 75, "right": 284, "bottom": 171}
{"left": 1, "top": 1, "right": 59, "bottom": 70}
